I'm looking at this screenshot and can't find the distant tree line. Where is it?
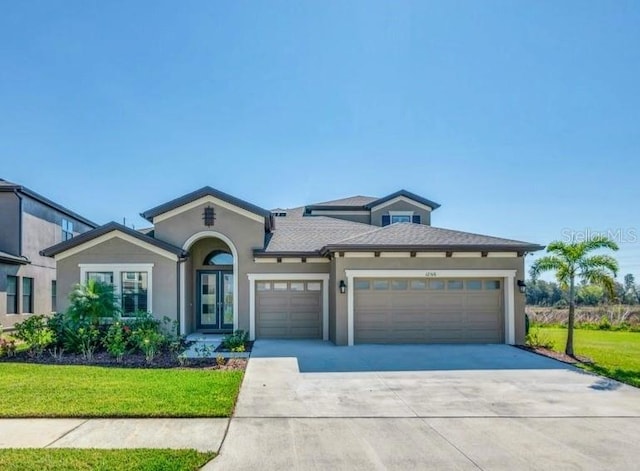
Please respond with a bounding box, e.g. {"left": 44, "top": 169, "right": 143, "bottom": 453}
{"left": 526, "top": 274, "right": 639, "bottom": 307}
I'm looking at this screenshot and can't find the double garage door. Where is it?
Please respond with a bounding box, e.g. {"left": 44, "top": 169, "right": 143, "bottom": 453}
{"left": 256, "top": 280, "right": 323, "bottom": 339}
{"left": 355, "top": 278, "right": 504, "bottom": 344}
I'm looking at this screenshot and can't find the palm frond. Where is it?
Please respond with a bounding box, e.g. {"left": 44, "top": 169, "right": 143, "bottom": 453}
{"left": 578, "top": 254, "right": 619, "bottom": 277}
{"left": 529, "top": 256, "right": 567, "bottom": 281}
{"left": 578, "top": 235, "right": 619, "bottom": 254}
{"left": 582, "top": 269, "right": 617, "bottom": 299}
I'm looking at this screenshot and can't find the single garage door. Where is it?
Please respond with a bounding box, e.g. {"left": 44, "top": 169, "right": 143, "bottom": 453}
{"left": 256, "top": 280, "right": 323, "bottom": 339}
{"left": 355, "top": 278, "right": 503, "bottom": 344}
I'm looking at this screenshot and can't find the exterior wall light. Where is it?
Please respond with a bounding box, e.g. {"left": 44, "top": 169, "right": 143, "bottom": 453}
{"left": 517, "top": 280, "right": 527, "bottom": 294}
{"left": 339, "top": 280, "right": 346, "bottom": 294}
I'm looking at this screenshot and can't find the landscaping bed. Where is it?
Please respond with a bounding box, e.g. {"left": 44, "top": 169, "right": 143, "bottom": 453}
{"left": 0, "top": 350, "right": 247, "bottom": 370}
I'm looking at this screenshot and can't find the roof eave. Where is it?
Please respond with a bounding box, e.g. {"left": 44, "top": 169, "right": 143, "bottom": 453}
{"left": 321, "top": 244, "right": 545, "bottom": 255}
{"left": 253, "top": 250, "right": 326, "bottom": 258}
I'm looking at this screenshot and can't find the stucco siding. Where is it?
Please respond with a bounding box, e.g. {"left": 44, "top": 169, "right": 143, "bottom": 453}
{"left": 0, "top": 192, "right": 20, "bottom": 255}
{"left": 55, "top": 237, "right": 177, "bottom": 322}
{"left": 332, "top": 256, "right": 526, "bottom": 346}
{"left": 371, "top": 200, "right": 432, "bottom": 226}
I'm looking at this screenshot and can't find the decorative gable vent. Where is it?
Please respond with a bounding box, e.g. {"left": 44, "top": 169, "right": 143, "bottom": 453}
{"left": 203, "top": 206, "right": 216, "bottom": 227}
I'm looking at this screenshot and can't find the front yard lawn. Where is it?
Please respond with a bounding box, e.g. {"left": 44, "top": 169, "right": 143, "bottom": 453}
{"left": 0, "top": 363, "right": 243, "bottom": 417}
{"left": 539, "top": 327, "right": 640, "bottom": 387}
{"left": 0, "top": 448, "right": 214, "bottom": 471}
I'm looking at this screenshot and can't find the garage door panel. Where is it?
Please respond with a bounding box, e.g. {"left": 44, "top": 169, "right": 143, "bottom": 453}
{"left": 355, "top": 278, "right": 503, "bottom": 344}
{"left": 256, "top": 281, "right": 323, "bottom": 339}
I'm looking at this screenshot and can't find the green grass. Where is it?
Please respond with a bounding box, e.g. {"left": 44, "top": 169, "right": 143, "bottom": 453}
{"left": 0, "top": 363, "right": 243, "bottom": 417}
{"left": 539, "top": 327, "right": 640, "bottom": 387}
{"left": 0, "top": 448, "right": 214, "bottom": 471}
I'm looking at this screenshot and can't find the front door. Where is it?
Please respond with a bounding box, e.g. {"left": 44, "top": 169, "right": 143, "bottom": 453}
{"left": 197, "top": 270, "right": 234, "bottom": 331}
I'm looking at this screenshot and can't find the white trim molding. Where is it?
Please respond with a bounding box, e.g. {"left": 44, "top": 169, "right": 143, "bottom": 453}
{"left": 79, "top": 263, "right": 154, "bottom": 314}
{"left": 182, "top": 231, "right": 239, "bottom": 333}
{"left": 344, "top": 269, "right": 517, "bottom": 346}
{"left": 56, "top": 232, "right": 179, "bottom": 262}
{"left": 247, "top": 273, "right": 331, "bottom": 342}
{"left": 153, "top": 196, "right": 264, "bottom": 224}
{"left": 369, "top": 196, "right": 434, "bottom": 212}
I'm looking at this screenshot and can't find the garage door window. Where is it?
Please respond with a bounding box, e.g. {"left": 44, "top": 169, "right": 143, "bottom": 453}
{"left": 485, "top": 280, "right": 501, "bottom": 290}
{"left": 410, "top": 280, "right": 427, "bottom": 290}
{"left": 257, "top": 282, "right": 271, "bottom": 291}
{"left": 429, "top": 280, "right": 445, "bottom": 290}
{"left": 355, "top": 280, "right": 370, "bottom": 290}
{"left": 273, "top": 282, "right": 288, "bottom": 291}
{"left": 372, "top": 280, "right": 389, "bottom": 290}
{"left": 290, "top": 282, "right": 305, "bottom": 291}
{"left": 391, "top": 280, "right": 408, "bottom": 290}
{"left": 307, "top": 282, "right": 321, "bottom": 291}
{"left": 466, "top": 280, "right": 483, "bottom": 290}
{"left": 447, "top": 280, "right": 464, "bottom": 290}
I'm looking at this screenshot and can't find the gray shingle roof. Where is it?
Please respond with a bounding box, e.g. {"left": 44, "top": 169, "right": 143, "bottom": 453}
{"left": 261, "top": 216, "right": 374, "bottom": 254}
{"left": 310, "top": 195, "right": 378, "bottom": 207}
{"left": 321, "top": 222, "right": 543, "bottom": 252}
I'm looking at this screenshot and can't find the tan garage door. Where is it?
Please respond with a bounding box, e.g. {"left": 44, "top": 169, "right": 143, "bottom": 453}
{"left": 256, "top": 280, "right": 323, "bottom": 339}
{"left": 354, "top": 278, "right": 503, "bottom": 344}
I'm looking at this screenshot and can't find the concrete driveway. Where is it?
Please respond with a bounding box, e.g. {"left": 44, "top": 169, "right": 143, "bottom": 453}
{"left": 206, "top": 341, "right": 640, "bottom": 470}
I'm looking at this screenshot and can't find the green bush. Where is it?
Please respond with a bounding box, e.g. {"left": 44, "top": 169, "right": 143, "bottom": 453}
{"left": 14, "top": 315, "right": 55, "bottom": 357}
{"left": 222, "top": 330, "right": 248, "bottom": 351}
{"left": 67, "top": 279, "right": 120, "bottom": 326}
{"left": 0, "top": 337, "right": 17, "bottom": 357}
{"left": 598, "top": 315, "right": 612, "bottom": 330}
{"left": 131, "top": 328, "right": 165, "bottom": 363}
{"left": 525, "top": 326, "right": 555, "bottom": 349}
{"left": 76, "top": 325, "right": 101, "bottom": 361}
{"left": 103, "top": 322, "right": 129, "bottom": 362}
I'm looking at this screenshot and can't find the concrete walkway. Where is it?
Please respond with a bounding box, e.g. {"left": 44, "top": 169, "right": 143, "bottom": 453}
{"left": 0, "top": 418, "right": 228, "bottom": 452}
{"left": 206, "top": 341, "right": 640, "bottom": 470}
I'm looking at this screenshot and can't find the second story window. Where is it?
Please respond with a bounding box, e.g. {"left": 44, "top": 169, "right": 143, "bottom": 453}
{"left": 62, "top": 218, "right": 74, "bottom": 241}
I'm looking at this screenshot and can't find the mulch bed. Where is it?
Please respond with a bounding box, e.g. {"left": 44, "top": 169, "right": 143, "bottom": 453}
{"left": 516, "top": 345, "right": 593, "bottom": 365}
{"left": 214, "top": 340, "right": 254, "bottom": 353}
{"left": 0, "top": 351, "right": 247, "bottom": 370}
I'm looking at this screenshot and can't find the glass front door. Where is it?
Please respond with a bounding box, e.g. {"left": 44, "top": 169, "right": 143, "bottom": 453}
{"left": 197, "top": 271, "right": 233, "bottom": 331}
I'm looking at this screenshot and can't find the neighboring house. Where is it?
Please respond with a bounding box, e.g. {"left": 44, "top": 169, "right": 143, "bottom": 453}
{"left": 0, "top": 179, "right": 97, "bottom": 329}
{"left": 42, "top": 187, "right": 543, "bottom": 346}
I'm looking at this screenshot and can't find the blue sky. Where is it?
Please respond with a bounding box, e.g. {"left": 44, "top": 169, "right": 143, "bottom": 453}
{"left": 1, "top": 1, "right": 639, "bottom": 278}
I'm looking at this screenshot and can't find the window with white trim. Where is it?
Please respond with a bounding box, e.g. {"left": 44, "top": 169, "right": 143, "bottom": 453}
{"left": 80, "top": 264, "right": 153, "bottom": 316}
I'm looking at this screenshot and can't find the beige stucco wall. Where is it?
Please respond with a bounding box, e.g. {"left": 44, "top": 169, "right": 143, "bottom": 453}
{"left": 55, "top": 237, "right": 178, "bottom": 322}
{"left": 371, "top": 200, "right": 432, "bottom": 226}
{"left": 331, "top": 255, "right": 526, "bottom": 346}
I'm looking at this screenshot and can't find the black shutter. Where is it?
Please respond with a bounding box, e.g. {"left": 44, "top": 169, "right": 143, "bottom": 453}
{"left": 381, "top": 215, "right": 391, "bottom": 226}
{"left": 412, "top": 215, "right": 421, "bottom": 224}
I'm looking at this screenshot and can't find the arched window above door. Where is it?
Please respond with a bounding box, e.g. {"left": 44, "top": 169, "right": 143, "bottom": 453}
{"left": 204, "top": 250, "right": 234, "bottom": 266}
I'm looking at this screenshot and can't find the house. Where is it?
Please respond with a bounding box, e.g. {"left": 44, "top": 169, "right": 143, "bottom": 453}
{"left": 41, "top": 187, "right": 543, "bottom": 346}
{"left": 0, "top": 179, "right": 96, "bottom": 329}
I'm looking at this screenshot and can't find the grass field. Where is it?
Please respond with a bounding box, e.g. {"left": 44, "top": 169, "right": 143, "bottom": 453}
{"left": 0, "top": 363, "right": 243, "bottom": 417}
{"left": 0, "top": 449, "right": 214, "bottom": 471}
{"left": 539, "top": 327, "right": 640, "bottom": 387}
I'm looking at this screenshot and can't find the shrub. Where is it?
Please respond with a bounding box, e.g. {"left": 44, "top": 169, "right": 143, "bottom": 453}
{"left": 598, "top": 315, "right": 612, "bottom": 330}
{"left": 525, "top": 326, "right": 555, "bottom": 349}
{"left": 14, "top": 315, "right": 55, "bottom": 357}
{"left": 76, "top": 325, "right": 101, "bottom": 361}
{"left": 222, "top": 330, "right": 248, "bottom": 351}
{"left": 0, "top": 337, "right": 17, "bottom": 357}
{"left": 131, "top": 328, "right": 165, "bottom": 363}
{"left": 67, "top": 279, "right": 120, "bottom": 326}
{"left": 103, "top": 322, "right": 129, "bottom": 362}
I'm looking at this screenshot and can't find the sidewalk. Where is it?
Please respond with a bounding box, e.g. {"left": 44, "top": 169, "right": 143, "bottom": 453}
{"left": 0, "top": 418, "right": 228, "bottom": 452}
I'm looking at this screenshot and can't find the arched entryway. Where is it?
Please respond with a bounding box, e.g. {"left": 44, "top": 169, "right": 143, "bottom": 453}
{"left": 181, "top": 231, "right": 238, "bottom": 335}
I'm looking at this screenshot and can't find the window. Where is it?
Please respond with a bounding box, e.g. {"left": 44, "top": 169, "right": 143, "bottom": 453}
{"left": 306, "top": 282, "right": 321, "bottom": 291}
{"left": 447, "top": 280, "right": 464, "bottom": 290}
{"left": 86, "top": 272, "right": 114, "bottom": 285}
{"left": 6, "top": 275, "right": 18, "bottom": 314}
{"left": 290, "top": 282, "right": 305, "bottom": 291}
{"left": 80, "top": 264, "right": 154, "bottom": 314}
{"left": 62, "top": 218, "right": 74, "bottom": 241}
{"left": 256, "top": 282, "right": 271, "bottom": 291}
{"left": 51, "top": 280, "right": 57, "bottom": 312}
{"left": 22, "top": 277, "right": 33, "bottom": 313}
{"left": 354, "top": 280, "right": 370, "bottom": 290}
{"left": 391, "top": 214, "right": 411, "bottom": 224}
{"left": 485, "top": 280, "right": 501, "bottom": 290}
{"left": 204, "top": 250, "right": 233, "bottom": 266}
{"left": 121, "top": 272, "right": 148, "bottom": 315}
{"left": 466, "top": 280, "right": 483, "bottom": 290}
{"left": 391, "top": 280, "right": 408, "bottom": 290}
{"left": 372, "top": 280, "right": 389, "bottom": 290}
{"left": 273, "top": 282, "right": 288, "bottom": 291}
{"left": 410, "top": 279, "right": 427, "bottom": 290}
{"left": 428, "top": 280, "right": 445, "bottom": 290}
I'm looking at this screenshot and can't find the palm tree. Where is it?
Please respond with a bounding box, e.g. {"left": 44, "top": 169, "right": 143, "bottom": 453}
{"left": 68, "top": 279, "right": 121, "bottom": 326}
{"left": 529, "top": 236, "right": 619, "bottom": 356}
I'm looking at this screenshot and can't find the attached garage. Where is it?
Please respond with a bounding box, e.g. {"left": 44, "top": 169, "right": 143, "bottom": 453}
{"left": 255, "top": 280, "right": 324, "bottom": 339}
{"left": 353, "top": 278, "right": 504, "bottom": 344}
